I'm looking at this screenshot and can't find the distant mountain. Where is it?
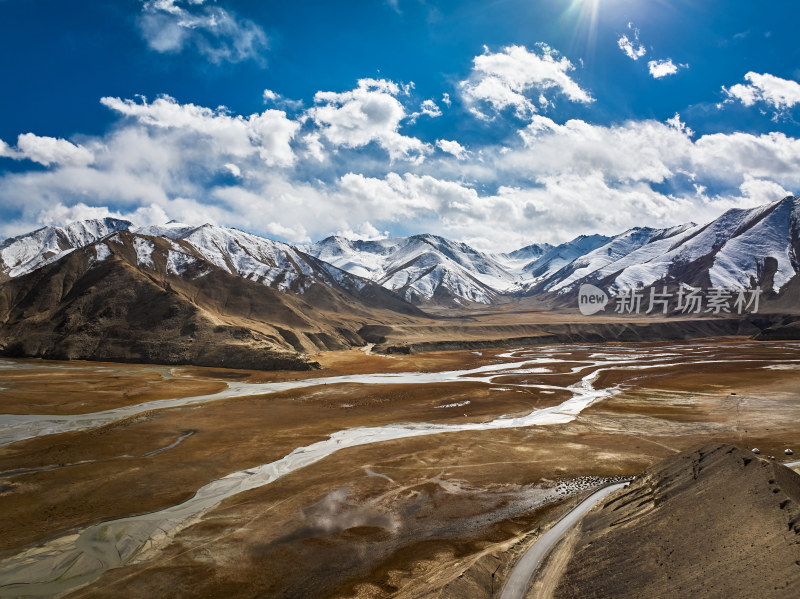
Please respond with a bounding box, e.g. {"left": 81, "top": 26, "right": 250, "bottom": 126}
{"left": 0, "top": 230, "right": 424, "bottom": 368}
{"left": 518, "top": 234, "right": 612, "bottom": 287}
{"left": 492, "top": 242, "right": 554, "bottom": 272}
{"left": 530, "top": 196, "right": 800, "bottom": 297}
{"left": 304, "top": 231, "right": 609, "bottom": 306}
{"left": 0, "top": 219, "right": 420, "bottom": 314}
{"left": 302, "top": 197, "right": 800, "bottom": 306}
{"left": 3, "top": 198, "right": 800, "bottom": 307}
{"left": 135, "top": 222, "right": 397, "bottom": 300}
{"left": 0, "top": 217, "right": 131, "bottom": 281}
{"left": 303, "top": 234, "right": 521, "bottom": 305}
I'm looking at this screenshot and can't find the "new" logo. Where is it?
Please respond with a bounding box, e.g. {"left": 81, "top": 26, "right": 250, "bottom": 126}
{"left": 578, "top": 284, "right": 608, "bottom": 315}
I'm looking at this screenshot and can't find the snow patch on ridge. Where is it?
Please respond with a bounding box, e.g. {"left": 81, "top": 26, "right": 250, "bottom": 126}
{"left": 165, "top": 241, "right": 197, "bottom": 276}
{"left": 132, "top": 237, "right": 155, "bottom": 270}
{"left": 94, "top": 243, "right": 112, "bottom": 262}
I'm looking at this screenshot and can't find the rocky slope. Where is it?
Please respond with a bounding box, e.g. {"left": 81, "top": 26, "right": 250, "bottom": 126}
{"left": 552, "top": 444, "right": 800, "bottom": 598}
{"left": 0, "top": 231, "right": 425, "bottom": 369}
{"left": 0, "top": 217, "right": 131, "bottom": 282}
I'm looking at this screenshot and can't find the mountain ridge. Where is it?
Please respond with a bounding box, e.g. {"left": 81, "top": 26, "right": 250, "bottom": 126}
{"left": 0, "top": 229, "right": 430, "bottom": 368}
{"left": 6, "top": 196, "right": 798, "bottom": 309}
{"left": 0, "top": 217, "right": 131, "bottom": 282}
{"left": 1, "top": 195, "right": 799, "bottom": 368}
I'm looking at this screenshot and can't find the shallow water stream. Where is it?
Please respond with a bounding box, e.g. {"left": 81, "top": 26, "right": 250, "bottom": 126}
{"left": 1, "top": 344, "right": 797, "bottom": 597}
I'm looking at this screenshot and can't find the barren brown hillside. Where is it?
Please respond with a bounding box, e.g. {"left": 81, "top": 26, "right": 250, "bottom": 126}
{"left": 552, "top": 444, "right": 800, "bottom": 599}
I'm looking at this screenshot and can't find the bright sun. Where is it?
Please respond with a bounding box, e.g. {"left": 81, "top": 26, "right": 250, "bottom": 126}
{"left": 562, "top": 0, "right": 605, "bottom": 51}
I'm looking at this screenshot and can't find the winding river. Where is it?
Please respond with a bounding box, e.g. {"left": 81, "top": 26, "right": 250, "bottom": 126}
{"left": 1, "top": 343, "right": 797, "bottom": 597}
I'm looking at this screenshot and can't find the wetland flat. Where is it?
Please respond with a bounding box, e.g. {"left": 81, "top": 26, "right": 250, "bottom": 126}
{"left": 1, "top": 340, "right": 799, "bottom": 598}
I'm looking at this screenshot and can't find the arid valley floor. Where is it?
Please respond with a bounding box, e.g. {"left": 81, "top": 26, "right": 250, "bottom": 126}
{"left": 1, "top": 339, "right": 799, "bottom": 598}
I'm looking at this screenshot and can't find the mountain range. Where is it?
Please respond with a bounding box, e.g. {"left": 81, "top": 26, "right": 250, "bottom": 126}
{"left": 305, "top": 195, "right": 800, "bottom": 303}
{"left": 1, "top": 195, "right": 799, "bottom": 367}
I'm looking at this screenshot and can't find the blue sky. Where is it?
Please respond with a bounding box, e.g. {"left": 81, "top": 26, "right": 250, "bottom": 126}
{"left": 2, "top": 0, "right": 800, "bottom": 250}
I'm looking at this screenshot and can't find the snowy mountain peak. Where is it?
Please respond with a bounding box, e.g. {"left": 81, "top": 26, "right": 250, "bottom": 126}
{"left": 521, "top": 234, "right": 612, "bottom": 282}
{"left": 502, "top": 242, "right": 554, "bottom": 263}
{"left": 308, "top": 235, "right": 359, "bottom": 257}
{"left": 3, "top": 195, "right": 800, "bottom": 307}
{"left": 0, "top": 217, "right": 132, "bottom": 279}
{"left": 304, "top": 232, "right": 526, "bottom": 304}
{"left": 543, "top": 225, "right": 694, "bottom": 293}
{"left": 135, "top": 220, "right": 198, "bottom": 239}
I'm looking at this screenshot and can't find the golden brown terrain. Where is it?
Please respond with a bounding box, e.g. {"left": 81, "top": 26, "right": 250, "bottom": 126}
{"left": 550, "top": 444, "right": 800, "bottom": 599}
{"left": 0, "top": 340, "right": 798, "bottom": 598}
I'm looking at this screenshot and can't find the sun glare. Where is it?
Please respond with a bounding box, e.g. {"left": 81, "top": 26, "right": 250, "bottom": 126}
{"left": 561, "top": 0, "right": 603, "bottom": 54}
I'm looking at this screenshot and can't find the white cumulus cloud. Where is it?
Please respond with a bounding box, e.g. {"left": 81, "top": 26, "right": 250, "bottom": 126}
{"left": 101, "top": 95, "right": 300, "bottom": 167}
{"left": 0, "top": 138, "right": 13, "bottom": 159}
{"left": 419, "top": 99, "right": 442, "bottom": 118}
{"left": 618, "top": 23, "right": 647, "bottom": 61}
{"left": 736, "top": 175, "right": 791, "bottom": 207}
{"left": 723, "top": 72, "right": 800, "bottom": 111}
{"left": 648, "top": 58, "right": 686, "bottom": 79}
{"left": 617, "top": 35, "right": 646, "bottom": 60}
{"left": 36, "top": 202, "right": 171, "bottom": 228}
{"left": 513, "top": 115, "right": 690, "bottom": 184}
{"left": 308, "top": 79, "right": 430, "bottom": 161}
{"left": 5, "top": 133, "right": 95, "bottom": 167}
{"left": 333, "top": 222, "right": 387, "bottom": 241}
{"left": 460, "top": 44, "right": 593, "bottom": 120}
{"left": 436, "top": 139, "right": 469, "bottom": 160}
{"left": 407, "top": 99, "right": 443, "bottom": 124}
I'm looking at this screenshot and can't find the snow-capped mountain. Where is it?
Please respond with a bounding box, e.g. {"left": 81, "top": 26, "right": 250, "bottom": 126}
{"left": 132, "top": 222, "right": 373, "bottom": 296}
{"left": 302, "top": 234, "right": 522, "bottom": 305}
{"left": 293, "top": 236, "right": 394, "bottom": 280}
{"left": 519, "top": 234, "right": 611, "bottom": 285}
{"left": 702, "top": 197, "right": 799, "bottom": 291}
{"left": 85, "top": 228, "right": 419, "bottom": 316}
{"left": 529, "top": 196, "right": 800, "bottom": 295}
{"left": 526, "top": 226, "right": 694, "bottom": 293}
{"left": 305, "top": 196, "right": 800, "bottom": 303}
{"left": 0, "top": 217, "right": 131, "bottom": 280}
{"left": 492, "top": 242, "right": 554, "bottom": 273}
{"left": 0, "top": 219, "right": 389, "bottom": 301}
{"left": 0, "top": 228, "right": 424, "bottom": 370}
{"left": 2, "top": 195, "right": 799, "bottom": 309}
